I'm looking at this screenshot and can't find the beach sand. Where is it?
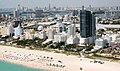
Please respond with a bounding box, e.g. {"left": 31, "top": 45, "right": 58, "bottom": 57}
{"left": 0, "top": 45, "right": 120, "bottom": 71}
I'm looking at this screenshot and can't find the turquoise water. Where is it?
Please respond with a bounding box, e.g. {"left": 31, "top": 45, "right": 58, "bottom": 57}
{"left": 0, "top": 61, "right": 46, "bottom": 71}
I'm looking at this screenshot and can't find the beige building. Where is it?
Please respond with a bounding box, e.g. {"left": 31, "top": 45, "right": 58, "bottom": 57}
{"left": 23, "top": 29, "right": 35, "bottom": 39}
{"left": 0, "top": 26, "right": 7, "bottom": 35}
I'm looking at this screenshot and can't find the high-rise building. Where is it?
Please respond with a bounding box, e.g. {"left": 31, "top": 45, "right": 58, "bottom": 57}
{"left": 7, "top": 23, "right": 14, "bottom": 36}
{"left": 13, "top": 9, "right": 20, "bottom": 18}
{"left": 14, "top": 24, "right": 22, "bottom": 37}
{"left": 72, "top": 10, "right": 79, "bottom": 16}
{"left": 80, "top": 10, "right": 92, "bottom": 38}
{"left": 67, "top": 24, "right": 76, "bottom": 38}
{"left": 91, "top": 14, "right": 96, "bottom": 37}
{"left": 80, "top": 7, "right": 96, "bottom": 45}
{"left": 13, "top": 20, "right": 22, "bottom": 28}
{"left": 48, "top": 28, "right": 55, "bottom": 39}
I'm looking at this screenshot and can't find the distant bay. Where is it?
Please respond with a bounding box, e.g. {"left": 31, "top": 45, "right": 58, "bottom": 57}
{"left": 0, "top": 60, "right": 46, "bottom": 71}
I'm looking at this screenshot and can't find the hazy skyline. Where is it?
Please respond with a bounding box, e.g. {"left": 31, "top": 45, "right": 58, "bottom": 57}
{"left": 0, "top": 0, "right": 120, "bottom": 8}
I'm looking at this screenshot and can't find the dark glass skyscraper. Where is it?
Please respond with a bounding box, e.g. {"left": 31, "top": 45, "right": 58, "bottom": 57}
{"left": 80, "top": 10, "right": 96, "bottom": 38}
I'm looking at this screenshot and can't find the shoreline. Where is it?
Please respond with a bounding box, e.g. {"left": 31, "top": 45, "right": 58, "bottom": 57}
{"left": 0, "top": 45, "right": 120, "bottom": 71}
{"left": 0, "top": 45, "right": 68, "bottom": 71}
{"left": 0, "top": 58, "right": 47, "bottom": 71}
{"left": 0, "top": 59, "right": 46, "bottom": 71}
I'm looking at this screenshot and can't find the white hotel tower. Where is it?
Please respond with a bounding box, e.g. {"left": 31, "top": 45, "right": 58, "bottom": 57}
{"left": 67, "top": 24, "right": 76, "bottom": 38}
{"left": 14, "top": 24, "right": 22, "bottom": 37}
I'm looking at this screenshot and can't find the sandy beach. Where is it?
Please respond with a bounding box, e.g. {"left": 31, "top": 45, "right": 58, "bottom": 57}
{"left": 0, "top": 45, "right": 120, "bottom": 71}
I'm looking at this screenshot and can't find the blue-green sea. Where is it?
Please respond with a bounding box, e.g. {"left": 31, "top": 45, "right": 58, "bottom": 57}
{"left": 0, "top": 61, "right": 46, "bottom": 71}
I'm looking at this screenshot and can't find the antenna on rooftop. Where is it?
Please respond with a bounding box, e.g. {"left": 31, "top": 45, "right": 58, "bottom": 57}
{"left": 89, "top": 5, "right": 92, "bottom": 10}
{"left": 82, "top": 6, "right": 84, "bottom": 10}
{"left": 49, "top": 3, "right": 51, "bottom": 10}
{"left": 18, "top": 4, "right": 21, "bottom": 10}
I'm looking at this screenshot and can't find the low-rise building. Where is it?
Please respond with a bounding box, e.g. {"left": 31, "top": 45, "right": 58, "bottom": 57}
{"left": 67, "top": 35, "right": 79, "bottom": 44}
{"left": 38, "top": 30, "right": 46, "bottom": 39}
{"left": 54, "top": 33, "right": 67, "bottom": 43}
{"left": 0, "top": 26, "right": 7, "bottom": 35}
{"left": 94, "top": 38, "right": 106, "bottom": 50}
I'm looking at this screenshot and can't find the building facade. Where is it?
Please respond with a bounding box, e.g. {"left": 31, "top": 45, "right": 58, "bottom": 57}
{"left": 0, "top": 26, "right": 7, "bottom": 35}
{"left": 48, "top": 28, "right": 55, "bottom": 39}
{"left": 67, "top": 24, "right": 76, "bottom": 38}
{"left": 80, "top": 9, "right": 96, "bottom": 45}
{"left": 14, "top": 24, "right": 22, "bottom": 37}
{"left": 7, "top": 23, "right": 14, "bottom": 36}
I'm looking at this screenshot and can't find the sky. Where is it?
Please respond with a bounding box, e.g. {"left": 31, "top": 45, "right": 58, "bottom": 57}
{"left": 0, "top": 0, "right": 120, "bottom": 8}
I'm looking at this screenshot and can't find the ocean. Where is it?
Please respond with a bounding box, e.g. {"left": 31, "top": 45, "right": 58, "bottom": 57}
{"left": 0, "top": 61, "right": 46, "bottom": 71}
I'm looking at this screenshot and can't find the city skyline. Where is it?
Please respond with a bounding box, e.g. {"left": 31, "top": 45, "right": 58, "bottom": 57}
{"left": 0, "top": 0, "right": 120, "bottom": 8}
